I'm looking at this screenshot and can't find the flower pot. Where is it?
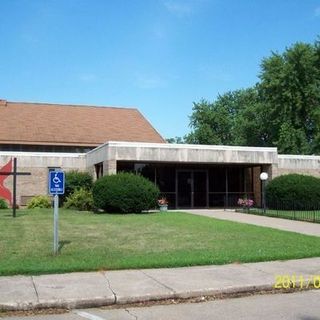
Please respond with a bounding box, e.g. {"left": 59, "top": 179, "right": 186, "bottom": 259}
{"left": 159, "top": 205, "right": 168, "bottom": 212}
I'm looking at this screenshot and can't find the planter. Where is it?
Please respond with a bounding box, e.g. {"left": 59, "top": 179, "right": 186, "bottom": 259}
{"left": 159, "top": 205, "right": 168, "bottom": 212}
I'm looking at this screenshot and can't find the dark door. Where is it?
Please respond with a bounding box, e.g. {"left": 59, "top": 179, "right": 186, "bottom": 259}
{"left": 177, "top": 170, "right": 208, "bottom": 208}
{"left": 193, "top": 171, "right": 207, "bottom": 207}
{"left": 177, "top": 171, "right": 192, "bottom": 208}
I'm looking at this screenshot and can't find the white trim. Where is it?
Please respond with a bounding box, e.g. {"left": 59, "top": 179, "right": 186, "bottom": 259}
{"left": 88, "top": 141, "right": 278, "bottom": 153}
{"left": 279, "top": 154, "right": 320, "bottom": 160}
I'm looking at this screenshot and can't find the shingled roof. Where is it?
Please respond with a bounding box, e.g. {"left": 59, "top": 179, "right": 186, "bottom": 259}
{"left": 0, "top": 100, "right": 166, "bottom": 146}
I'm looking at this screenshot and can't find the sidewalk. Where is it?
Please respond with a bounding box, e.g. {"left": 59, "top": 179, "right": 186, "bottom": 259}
{"left": 1, "top": 257, "right": 320, "bottom": 311}
{"left": 181, "top": 209, "right": 320, "bottom": 237}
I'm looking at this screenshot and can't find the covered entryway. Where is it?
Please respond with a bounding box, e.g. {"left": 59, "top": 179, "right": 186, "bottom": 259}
{"left": 116, "top": 161, "right": 262, "bottom": 209}
{"left": 177, "top": 170, "right": 208, "bottom": 208}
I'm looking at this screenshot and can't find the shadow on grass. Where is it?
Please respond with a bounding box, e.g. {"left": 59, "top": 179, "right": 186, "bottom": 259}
{"left": 2, "top": 212, "right": 29, "bottom": 218}
{"left": 94, "top": 211, "right": 160, "bottom": 216}
{"left": 59, "top": 240, "right": 72, "bottom": 252}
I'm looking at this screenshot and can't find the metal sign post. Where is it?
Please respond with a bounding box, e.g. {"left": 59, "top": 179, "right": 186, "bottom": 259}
{"left": 48, "top": 171, "right": 65, "bottom": 255}
{"left": 53, "top": 194, "right": 59, "bottom": 254}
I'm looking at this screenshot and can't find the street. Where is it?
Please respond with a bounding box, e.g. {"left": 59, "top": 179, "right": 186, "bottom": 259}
{"left": 2, "top": 290, "right": 320, "bottom": 320}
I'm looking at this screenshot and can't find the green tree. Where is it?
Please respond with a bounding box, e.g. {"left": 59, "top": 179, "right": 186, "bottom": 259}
{"left": 166, "top": 136, "right": 185, "bottom": 144}
{"left": 258, "top": 41, "right": 320, "bottom": 154}
{"left": 185, "top": 88, "right": 263, "bottom": 146}
{"left": 187, "top": 39, "right": 320, "bottom": 154}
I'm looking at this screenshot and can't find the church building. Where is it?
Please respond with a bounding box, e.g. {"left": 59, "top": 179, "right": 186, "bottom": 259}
{"left": 0, "top": 99, "right": 319, "bottom": 208}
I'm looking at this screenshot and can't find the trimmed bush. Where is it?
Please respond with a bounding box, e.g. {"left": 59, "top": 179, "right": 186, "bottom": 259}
{"left": 62, "top": 170, "right": 93, "bottom": 203}
{"left": 265, "top": 174, "right": 320, "bottom": 210}
{"left": 65, "top": 170, "right": 93, "bottom": 194}
{"left": 27, "top": 195, "right": 52, "bottom": 209}
{"left": 0, "top": 198, "right": 8, "bottom": 209}
{"left": 64, "top": 188, "right": 94, "bottom": 211}
{"left": 93, "top": 172, "right": 160, "bottom": 213}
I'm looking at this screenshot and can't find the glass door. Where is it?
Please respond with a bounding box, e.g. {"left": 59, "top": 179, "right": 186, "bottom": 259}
{"left": 193, "top": 171, "right": 208, "bottom": 207}
{"left": 177, "top": 171, "right": 192, "bottom": 208}
{"left": 177, "top": 170, "right": 208, "bottom": 208}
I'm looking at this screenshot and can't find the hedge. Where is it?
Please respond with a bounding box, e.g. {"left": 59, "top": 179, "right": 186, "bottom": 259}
{"left": 61, "top": 170, "right": 93, "bottom": 203}
{"left": 265, "top": 174, "right": 320, "bottom": 210}
{"left": 93, "top": 172, "right": 159, "bottom": 213}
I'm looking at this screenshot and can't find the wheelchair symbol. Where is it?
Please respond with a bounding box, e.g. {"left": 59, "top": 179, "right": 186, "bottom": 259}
{"left": 53, "top": 173, "right": 61, "bottom": 184}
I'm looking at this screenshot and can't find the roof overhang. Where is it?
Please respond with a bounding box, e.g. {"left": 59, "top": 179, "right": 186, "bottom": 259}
{"left": 86, "top": 141, "right": 278, "bottom": 166}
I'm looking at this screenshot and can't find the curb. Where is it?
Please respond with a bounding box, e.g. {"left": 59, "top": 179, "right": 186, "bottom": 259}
{"left": 0, "top": 284, "right": 275, "bottom": 312}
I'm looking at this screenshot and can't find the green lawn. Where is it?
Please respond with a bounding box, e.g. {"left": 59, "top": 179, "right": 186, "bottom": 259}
{"left": 1, "top": 208, "right": 320, "bottom": 276}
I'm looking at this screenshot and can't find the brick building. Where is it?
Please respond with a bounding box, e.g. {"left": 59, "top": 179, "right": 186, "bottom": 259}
{"left": 0, "top": 99, "right": 319, "bottom": 208}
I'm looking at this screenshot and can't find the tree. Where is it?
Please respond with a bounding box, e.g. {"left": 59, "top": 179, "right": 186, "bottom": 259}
{"left": 258, "top": 41, "right": 320, "bottom": 154}
{"left": 166, "top": 136, "right": 185, "bottom": 144}
{"left": 185, "top": 88, "right": 265, "bottom": 146}
{"left": 187, "top": 39, "right": 320, "bottom": 154}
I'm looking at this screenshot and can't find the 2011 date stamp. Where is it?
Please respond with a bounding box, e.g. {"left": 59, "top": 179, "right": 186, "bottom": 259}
{"left": 274, "top": 274, "right": 320, "bottom": 289}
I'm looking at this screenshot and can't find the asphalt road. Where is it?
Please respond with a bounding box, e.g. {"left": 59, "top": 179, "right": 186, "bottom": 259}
{"left": 3, "top": 290, "right": 320, "bottom": 320}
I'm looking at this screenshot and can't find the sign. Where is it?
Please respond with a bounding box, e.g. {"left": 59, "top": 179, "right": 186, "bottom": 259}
{"left": 49, "top": 171, "right": 65, "bottom": 195}
{"left": 48, "top": 170, "right": 65, "bottom": 254}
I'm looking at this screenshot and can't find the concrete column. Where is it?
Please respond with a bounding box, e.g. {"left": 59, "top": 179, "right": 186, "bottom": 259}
{"left": 253, "top": 166, "right": 261, "bottom": 207}
{"left": 103, "top": 159, "right": 117, "bottom": 175}
{"left": 271, "top": 163, "right": 279, "bottom": 179}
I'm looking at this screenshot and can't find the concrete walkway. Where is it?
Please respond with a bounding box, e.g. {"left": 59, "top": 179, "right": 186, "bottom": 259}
{"left": 1, "top": 257, "right": 320, "bottom": 311}
{"left": 181, "top": 209, "right": 320, "bottom": 237}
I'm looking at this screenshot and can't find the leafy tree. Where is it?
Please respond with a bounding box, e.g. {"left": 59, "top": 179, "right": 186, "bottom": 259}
{"left": 185, "top": 88, "right": 264, "bottom": 146}
{"left": 166, "top": 136, "right": 185, "bottom": 144}
{"left": 258, "top": 41, "right": 320, "bottom": 154}
{"left": 187, "top": 39, "right": 320, "bottom": 154}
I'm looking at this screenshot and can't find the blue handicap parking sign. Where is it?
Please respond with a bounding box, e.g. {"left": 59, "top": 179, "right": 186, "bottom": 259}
{"left": 49, "top": 171, "right": 65, "bottom": 195}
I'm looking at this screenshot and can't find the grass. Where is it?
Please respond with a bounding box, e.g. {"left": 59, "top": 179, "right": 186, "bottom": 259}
{"left": 1, "top": 208, "right": 320, "bottom": 276}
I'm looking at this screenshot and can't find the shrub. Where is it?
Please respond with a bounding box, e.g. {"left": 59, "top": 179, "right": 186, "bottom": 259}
{"left": 65, "top": 170, "right": 93, "bottom": 193}
{"left": 62, "top": 170, "right": 93, "bottom": 203}
{"left": 265, "top": 174, "right": 320, "bottom": 210}
{"left": 27, "top": 195, "right": 52, "bottom": 209}
{"left": 93, "top": 172, "right": 160, "bottom": 213}
{"left": 0, "top": 198, "right": 8, "bottom": 209}
{"left": 64, "top": 188, "right": 94, "bottom": 211}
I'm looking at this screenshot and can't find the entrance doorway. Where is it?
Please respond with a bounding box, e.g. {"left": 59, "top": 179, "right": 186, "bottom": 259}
{"left": 177, "top": 170, "right": 208, "bottom": 208}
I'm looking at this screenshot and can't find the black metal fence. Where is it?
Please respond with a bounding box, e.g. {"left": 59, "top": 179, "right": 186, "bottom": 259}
{"left": 236, "top": 199, "right": 320, "bottom": 224}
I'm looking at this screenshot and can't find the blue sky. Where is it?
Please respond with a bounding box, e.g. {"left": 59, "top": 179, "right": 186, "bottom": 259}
{"left": 1, "top": 0, "right": 319, "bottom": 139}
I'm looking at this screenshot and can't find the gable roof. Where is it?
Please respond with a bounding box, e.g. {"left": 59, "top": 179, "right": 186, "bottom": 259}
{"left": 0, "top": 100, "right": 166, "bottom": 146}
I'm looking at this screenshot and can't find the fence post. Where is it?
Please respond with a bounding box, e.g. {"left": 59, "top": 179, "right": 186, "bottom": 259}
{"left": 293, "top": 201, "right": 296, "bottom": 220}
